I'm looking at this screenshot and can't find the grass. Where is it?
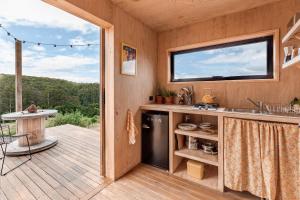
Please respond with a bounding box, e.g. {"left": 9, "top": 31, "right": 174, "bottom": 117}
{"left": 1, "top": 122, "right": 16, "bottom": 135}
{"left": 47, "top": 111, "right": 98, "bottom": 128}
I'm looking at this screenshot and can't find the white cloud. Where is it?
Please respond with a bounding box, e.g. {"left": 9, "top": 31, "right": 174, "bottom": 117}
{"left": 200, "top": 42, "right": 266, "bottom": 65}
{"left": 0, "top": 38, "right": 15, "bottom": 74}
{"left": 24, "top": 54, "right": 98, "bottom": 71}
{"left": 56, "top": 35, "right": 62, "bottom": 40}
{"left": 29, "top": 45, "right": 46, "bottom": 52}
{"left": 69, "top": 36, "right": 98, "bottom": 45}
{"left": 0, "top": 0, "right": 100, "bottom": 83}
{"left": 0, "top": 38, "right": 99, "bottom": 83}
{"left": 174, "top": 42, "right": 268, "bottom": 79}
{"left": 0, "top": 0, "right": 98, "bottom": 34}
{"left": 68, "top": 36, "right": 99, "bottom": 50}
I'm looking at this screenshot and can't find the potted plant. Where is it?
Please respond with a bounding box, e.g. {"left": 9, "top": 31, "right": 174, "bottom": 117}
{"left": 162, "top": 89, "right": 177, "bottom": 104}
{"left": 155, "top": 85, "right": 163, "bottom": 104}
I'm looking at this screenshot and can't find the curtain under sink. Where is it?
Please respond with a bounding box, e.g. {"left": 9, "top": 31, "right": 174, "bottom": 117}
{"left": 224, "top": 117, "right": 300, "bottom": 200}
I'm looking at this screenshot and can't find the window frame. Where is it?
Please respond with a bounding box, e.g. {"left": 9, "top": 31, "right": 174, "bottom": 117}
{"left": 170, "top": 35, "right": 274, "bottom": 82}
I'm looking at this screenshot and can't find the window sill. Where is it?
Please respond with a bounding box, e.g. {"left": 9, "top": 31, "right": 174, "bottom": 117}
{"left": 167, "top": 77, "right": 279, "bottom": 84}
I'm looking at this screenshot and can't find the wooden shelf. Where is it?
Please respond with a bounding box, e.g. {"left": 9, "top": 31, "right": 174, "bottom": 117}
{"left": 174, "top": 129, "right": 218, "bottom": 141}
{"left": 282, "top": 55, "right": 300, "bottom": 69}
{"left": 282, "top": 19, "right": 300, "bottom": 44}
{"left": 173, "top": 160, "right": 218, "bottom": 190}
{"left": 174, "top": 148, "right": 218, "bottom": 166}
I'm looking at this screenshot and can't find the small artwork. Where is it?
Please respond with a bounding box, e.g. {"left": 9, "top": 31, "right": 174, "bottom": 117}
{"left": 121, "top": 43, "right": 137, "bottom": 76}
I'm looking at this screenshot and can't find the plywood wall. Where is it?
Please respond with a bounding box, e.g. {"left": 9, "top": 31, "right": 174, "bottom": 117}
{"left": 112, "top": 6, "right": 157, "bottom": 178}
{"left": 157, "top": 0, "right": 300, "bottom": 108}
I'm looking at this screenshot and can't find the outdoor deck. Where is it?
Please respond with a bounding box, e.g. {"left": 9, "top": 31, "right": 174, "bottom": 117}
{"left": 0, "top": 125, "right": 259, "bottom": 200}
{"left": 0, "top": 124, "right": 106, "bottom": 200}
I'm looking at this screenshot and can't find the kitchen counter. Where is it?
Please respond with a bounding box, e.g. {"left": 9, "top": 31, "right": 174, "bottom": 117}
{"left": 140, "top": 104, "right": 300, "bottom": 192}
{"left": 140, "top": 104, "right": 300, "bottom": 124}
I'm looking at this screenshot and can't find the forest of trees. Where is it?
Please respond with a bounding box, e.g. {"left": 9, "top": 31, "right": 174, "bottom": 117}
{"left": 0, "top": 74, "right": 100, "bottom": 117}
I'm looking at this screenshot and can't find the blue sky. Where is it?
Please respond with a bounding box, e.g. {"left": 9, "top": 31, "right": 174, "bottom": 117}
{"left": 174, "top": 41, "right": 267, "bottom": 79}
{"left": 0, "top": 0, "right": 100, "bottom": 83}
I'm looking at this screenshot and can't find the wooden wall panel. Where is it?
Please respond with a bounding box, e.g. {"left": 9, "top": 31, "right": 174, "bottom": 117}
{"left": 158, "top": 0, "right": 300, "bottom": 108}
{"left": 112, "top": 6, "right": 157, "bottom": 179}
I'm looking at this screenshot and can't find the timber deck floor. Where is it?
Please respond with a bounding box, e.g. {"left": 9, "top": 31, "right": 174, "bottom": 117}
{"left": 91, "top": 164, "right": 259, "bottom": 200}
{"left": 1, "top": 124, "right": 259, "bottom": 200}
{"left": 0, "top": 124, "right": 106, "bottom": 200}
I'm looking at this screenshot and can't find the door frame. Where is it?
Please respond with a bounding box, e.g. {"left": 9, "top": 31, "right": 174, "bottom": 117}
{"left": 43, "top": 0, "right": 115, "bottom": 179}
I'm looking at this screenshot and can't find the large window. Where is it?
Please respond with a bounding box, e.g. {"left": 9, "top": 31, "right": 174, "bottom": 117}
{"left": 170, "top": 35, "right": 274, "bottom": 82}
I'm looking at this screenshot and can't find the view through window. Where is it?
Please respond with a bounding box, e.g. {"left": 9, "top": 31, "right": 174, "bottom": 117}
{"left": 171, "top": 36, "right": 274, "bottom": 82}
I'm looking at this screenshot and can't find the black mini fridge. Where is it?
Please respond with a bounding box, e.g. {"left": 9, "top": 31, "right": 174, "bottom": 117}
{"left": 142, "top": 111, "right": 169, "bottom": 170}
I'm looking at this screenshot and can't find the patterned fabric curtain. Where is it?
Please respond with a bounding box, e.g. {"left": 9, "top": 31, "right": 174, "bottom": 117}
{"left": 224, "top": 117, "right": 300, "bottom": 200}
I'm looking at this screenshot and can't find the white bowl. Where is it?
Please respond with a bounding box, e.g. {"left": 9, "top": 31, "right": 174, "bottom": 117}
{"left": 178, "top": 123, "right": 197, "bottom": 131}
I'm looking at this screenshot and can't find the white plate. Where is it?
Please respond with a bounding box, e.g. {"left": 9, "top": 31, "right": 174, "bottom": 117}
{"left": 178, "top": 123, "right": 197, "bottom": 131}
{"left": 199, "top": 124, "right": 214, "bottom": 130}
{"left": 200, "top": 122, "right": 212, "bottom": 126}
{"left": 199, "top": 122, "right": 212, "bottom": 127}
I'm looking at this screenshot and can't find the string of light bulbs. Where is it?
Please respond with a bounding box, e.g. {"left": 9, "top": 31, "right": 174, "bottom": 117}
{"left": 0, "top": 24, "right": 100, "bottom": 48}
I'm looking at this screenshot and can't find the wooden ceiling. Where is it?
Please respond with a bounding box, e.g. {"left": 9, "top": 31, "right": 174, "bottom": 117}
{"left": 111, "top": 0, "right": 281, "bottom": 32}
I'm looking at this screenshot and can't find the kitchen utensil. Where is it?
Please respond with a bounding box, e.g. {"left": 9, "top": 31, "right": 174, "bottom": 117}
{"left": 202, "top": 143, "right": 218, "bottom": 155}
{"left": 178, "top": 123, "right": 197, "bottom": 131}
{"left": 176, "top": 134, "right": 185, "bottom": 150}
{"left": 188, "top": 136, "right": 198, "bottom": 150}
{"left": 203, "top": 149, "right": 218, "bottom": 155}
{"left": 200, "top": 122, "right": 212, "bottom": 126}
{"left": 202, "top": 143, "right": 214, "bottom": 152}
{"left": 199, "top": 122, "right": 214, "bottom": 130}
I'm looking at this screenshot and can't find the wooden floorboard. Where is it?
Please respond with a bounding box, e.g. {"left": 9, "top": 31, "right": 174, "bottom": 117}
{"left": 0, "top": 124, "right": 105, "bottom": 200}
{"left": 1, "top": 124, "right": 260, "bottom": 200}
{"left": 91, "top": 164, "right": 260, "bottom": 200}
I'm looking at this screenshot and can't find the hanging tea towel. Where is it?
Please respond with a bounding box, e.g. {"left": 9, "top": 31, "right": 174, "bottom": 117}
{"left": 126, "top": 109, "right": 138, "bottom": 145}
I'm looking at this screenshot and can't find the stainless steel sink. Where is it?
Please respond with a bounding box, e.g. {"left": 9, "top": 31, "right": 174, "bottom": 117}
{"left": 225, "top": 108, "right": 266, "bottom": 114}
{"left": 225, "top": 108, "right": 300, "bottom": 117}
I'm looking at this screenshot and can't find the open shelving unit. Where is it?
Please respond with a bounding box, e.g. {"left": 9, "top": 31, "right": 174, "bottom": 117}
{"left": 282, "top": 18, "right": 300, "bottom": 69}
{"left": 173, "top": 160, "right": 218, "bottom": 190}
{"left": 282, "top": 55, "right": 300, "bottom": 69}
{"left": 170, "top": 111, "right": 223, "bottom": 191}
{"left": 174, "top": 148, "right": 218, "bottom": 166}
{"left": 174, "top": 128, "right": 218, "bottom": 141}
{"left": 282, "top": 18, "right": 300, "bottom": 45}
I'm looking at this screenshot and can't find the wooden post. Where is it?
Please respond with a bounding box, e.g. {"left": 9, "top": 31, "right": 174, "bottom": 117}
{"left": 100, "top": 28, "right": 106, "bottom": 176}
{"left": 15, "top": 40, "right": 22, "bottom": 112}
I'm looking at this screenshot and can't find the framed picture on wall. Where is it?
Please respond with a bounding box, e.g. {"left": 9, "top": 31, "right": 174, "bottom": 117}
{"left": 121, "top": 43, "right": 137, "bottom": 76}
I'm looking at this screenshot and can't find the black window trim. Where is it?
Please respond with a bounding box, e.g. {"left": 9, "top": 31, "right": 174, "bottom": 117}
{"left": 170, "top": 35, "right": 274, "bottom": 82}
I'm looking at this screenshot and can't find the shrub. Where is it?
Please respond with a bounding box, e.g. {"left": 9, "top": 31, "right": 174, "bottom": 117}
{"left": 54, "top": 103, "right": 99, "bottom": 117}
{"left": 47, "top": 111, "right": 97, "bottom": 128}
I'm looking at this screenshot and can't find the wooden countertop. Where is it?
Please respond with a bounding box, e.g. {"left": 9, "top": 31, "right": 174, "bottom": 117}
{"left": 140, "top": 104, "right": 300, "bottom": 124}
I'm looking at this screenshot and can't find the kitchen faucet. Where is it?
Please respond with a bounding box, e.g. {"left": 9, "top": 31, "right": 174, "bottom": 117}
{"left": 247, "top": 98, "right": 264, "bottom": 112}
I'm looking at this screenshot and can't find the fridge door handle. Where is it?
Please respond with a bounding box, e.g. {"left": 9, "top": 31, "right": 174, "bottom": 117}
{"left": 142, "top": 124, "right": 150, "bottom": 129}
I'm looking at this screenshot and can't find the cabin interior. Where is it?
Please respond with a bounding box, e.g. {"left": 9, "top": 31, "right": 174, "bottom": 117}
{"left": 2, "top": 0, "right": 300, "bottom": 199}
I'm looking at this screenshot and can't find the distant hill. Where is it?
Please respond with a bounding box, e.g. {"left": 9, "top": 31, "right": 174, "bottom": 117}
{"left": 0, "top": 74, "right": 100, "bottom": 116}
